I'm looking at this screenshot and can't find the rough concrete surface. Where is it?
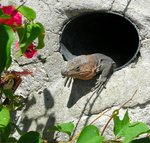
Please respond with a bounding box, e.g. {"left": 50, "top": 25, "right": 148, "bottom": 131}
{"left": 1, "top": 0, "right": 150, "bottom": 141}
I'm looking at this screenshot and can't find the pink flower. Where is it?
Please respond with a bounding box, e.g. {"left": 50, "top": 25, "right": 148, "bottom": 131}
{"left": 23, "top": 43, "right": 37, "bottom": 58}
{"left": 16, "top": 42, "right": 37, "bottom": 59}
{"left": 0, "top": 5, "right": 22, "bottom": 28}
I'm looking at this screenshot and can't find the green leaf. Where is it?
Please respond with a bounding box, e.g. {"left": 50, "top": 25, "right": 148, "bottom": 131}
{"left": 12, "top": 122, "right": 25, "bottom": 135}
{"left": 0, "top": 9, "right": 3, "bottom": 15}
{"left": 3, "top": 89, "right": 14, "bottom": 99}
{"left": 48, "top": 122, "right": 74, "bottom": 136}
{"left": 0, "top": 9, "right": 10, "bottom": 19}
{"left": 77, "top": 125, "right": 104, "bottom": 143}
{"left": 113, "top": 110, "right": 150, "bottom": 143}
{"left": 18, "top": 23, "right": 41, "bottom": 54}
{"left": 57, "top": 122, "right": 74, "bottom": 136}
{"left": 36, "top": 22, "right": 45, "bottom": 49}
{"left": 86, "top": 136, "right": 104, "bottom": 143}
{"left": 131, "top": 137, "right": 150, "bottom": 143}
{"left": 6, "top": 56, "right": 12, "bottom": 70}
{"left": 17, "top": 6, "right": 36, "bottom": 21}
{"left": 11, "top": 97, "right": 22, "bottom": 111}
{"left": 17, "top": 131, "right": 42, "bottom": 143}
{"left": 0, "top": 25, "right": 14, "bottom": 74}
{"left": 113, "top": 110, "right": 130, "bottom": 137}
{"left": 0, "top": 106, "right": 10, "bottom": 129}
{"left": 122, "top": 122, "right": 150, "bottom": 143}
{"left": 16, "top": 25, "right": 26, "bottom": 42}
{"left": 7, "top": 137, "right": 18, "bottom": 142}
{"left": 0, "top": 14, "right": 11, "bottom": 19}
{"left": 1, "top": 123, "right": 11, "bottom": 142}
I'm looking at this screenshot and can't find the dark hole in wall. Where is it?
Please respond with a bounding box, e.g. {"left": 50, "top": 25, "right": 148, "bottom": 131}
{"left": 60, "top": 11, "right": 139, "bottom": 69}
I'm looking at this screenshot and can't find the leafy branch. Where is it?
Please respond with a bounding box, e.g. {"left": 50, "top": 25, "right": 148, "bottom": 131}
{"left": 48, "top": 90, "right": 150, "bottom": 143}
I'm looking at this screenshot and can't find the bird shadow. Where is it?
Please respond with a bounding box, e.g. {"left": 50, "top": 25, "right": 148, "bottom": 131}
{"left": 67, "top": 76, "right": 98, "bottom": 108}
{"left": 70, "top": 83, "right": 103, "bottom": 138}
{"left": 67, "top": 74, "right": 112, "bottom": 135}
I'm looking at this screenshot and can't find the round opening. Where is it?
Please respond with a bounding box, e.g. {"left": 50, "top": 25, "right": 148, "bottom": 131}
{"left": 60, "top": 11, "right": 139, "bottom": 69}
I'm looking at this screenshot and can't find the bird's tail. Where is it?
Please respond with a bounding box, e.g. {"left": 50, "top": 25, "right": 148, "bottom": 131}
{"left": 60, "top": 43, "right": 76, "bottom": 60}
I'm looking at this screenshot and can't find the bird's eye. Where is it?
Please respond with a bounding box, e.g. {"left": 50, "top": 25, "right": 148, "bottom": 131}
{"left": 75, "top": 66, "right": 80, "bottom": 72}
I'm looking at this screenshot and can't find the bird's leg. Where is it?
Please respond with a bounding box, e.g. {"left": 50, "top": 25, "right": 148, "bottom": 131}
{"left": 92, "top": 63, "right": 113, "bottom": 94}
{"left": 64, "top": 77, "right": 73, "bottom": 88}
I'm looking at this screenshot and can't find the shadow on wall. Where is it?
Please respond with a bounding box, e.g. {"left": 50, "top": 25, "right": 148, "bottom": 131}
{"left": 67, "top": 76, "right": 97, "bottom": 108}
{"left": 68, "top": 77, "right": 108, "bottom": 137}
{"left": 21, "top": 88, "right": 56, "bottom": 141}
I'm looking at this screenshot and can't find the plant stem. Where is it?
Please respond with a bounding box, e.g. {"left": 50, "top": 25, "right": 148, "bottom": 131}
{"left": 90, "top": 108, "right": 111, "bottom": 125}
{"left": 101, "top": 114, "right": 114, "bottom": 136}
{"left": 69, "top": 132, "right": 80, "bottom": 143}
{"left": 103, "top": 140, "right": 122, "bottom": 143}
{"left": 101, "top": 90, "right": 137, "bottom": 136}
{"left": 118, "top": 90, "right": 137, "bottom": 110}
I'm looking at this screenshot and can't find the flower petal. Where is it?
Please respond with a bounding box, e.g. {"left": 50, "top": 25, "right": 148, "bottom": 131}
{"left": 16, "top": 42, "right": 37, "bottom": 59}
{"left": 0, "top": 5, "right": 22, "bottom": 28}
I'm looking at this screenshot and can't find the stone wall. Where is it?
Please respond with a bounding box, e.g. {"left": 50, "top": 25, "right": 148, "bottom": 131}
{"left": 2, "top": 0, "right": 150, "bottom": 141}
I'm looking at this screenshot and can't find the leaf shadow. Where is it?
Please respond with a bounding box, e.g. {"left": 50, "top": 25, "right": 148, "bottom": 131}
{"left": 20, "top": 88, "right": 56, "bottom": 141}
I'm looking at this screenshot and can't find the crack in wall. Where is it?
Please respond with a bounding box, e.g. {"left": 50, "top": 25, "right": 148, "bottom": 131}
{"left": 40, "top": 0, "right": 53, "bottom": 13}
{"left": 109, "top": 0, "right": 116, "bottom": 11}
{"left": 126, "top": 99, "right": 150, "bottom": 110}
{"left": 123, "top": 0, "right": 132, "bottom": 15}
{"left": 14, "top": 56, "right": 47, "bottom": 67}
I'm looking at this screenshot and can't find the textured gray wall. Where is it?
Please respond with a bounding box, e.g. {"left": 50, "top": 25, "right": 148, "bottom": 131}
{"left": 2, "top": 0, "right": 150, "bottom": 141}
